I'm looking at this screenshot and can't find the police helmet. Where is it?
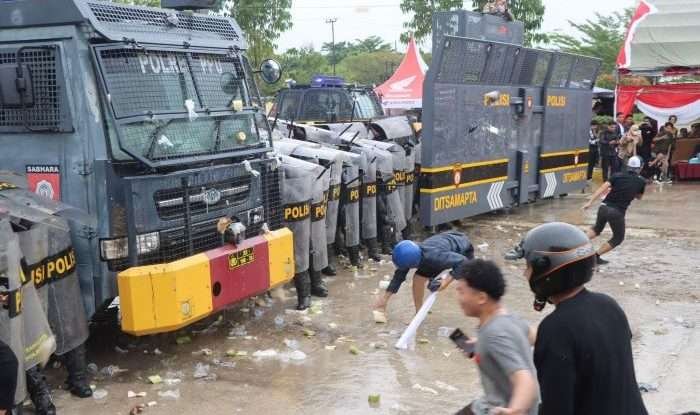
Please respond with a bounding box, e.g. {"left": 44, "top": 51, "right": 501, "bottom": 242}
{"left": 507, "top": 222, "right": 596, "bottom": 305}
{"left": 392, "top": 240, "right": 422, "bottom": 269}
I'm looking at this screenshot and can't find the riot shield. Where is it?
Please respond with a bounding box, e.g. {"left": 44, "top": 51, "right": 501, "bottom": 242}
{"left": 0, "top": 216, "right": 27, "bottom": 407}
{"left": 349, "top": 146, "right": 378, "bottom": 241}
{"left": 278, "top": 155, "right": 330, "bottom": 273}
{"left": 357, "top": 139, "right": 407, "bottom": 232}
{"left": 339, "top": 152, "right": 363, "bottom": 249}
{"left": 280, "top": 158, "right": 313, "bottom": 274}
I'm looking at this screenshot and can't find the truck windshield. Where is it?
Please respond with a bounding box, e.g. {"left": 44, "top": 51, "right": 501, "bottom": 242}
{"left": 94, "top": 46, "right": 268, "bottom": 164}
{"left": 350, "top": 90, "right": 384, "bottom": 120}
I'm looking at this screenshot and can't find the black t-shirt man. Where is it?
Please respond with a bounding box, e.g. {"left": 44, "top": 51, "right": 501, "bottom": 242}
{"left": 534, "top": 289, "right": 648, "bottom": 415}
{"left": 0, "top": 340, "right": 18, "bottom": 412}
{"left": 602, "top": 172, "right": 646, "bottom": 212}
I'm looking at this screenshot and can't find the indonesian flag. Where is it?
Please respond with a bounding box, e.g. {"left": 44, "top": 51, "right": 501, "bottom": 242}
{"left": 616, "top": 0, "right": 658, "bottom": 70}
{"left": 616, "top": 84, "right": 700, "bottom": 125}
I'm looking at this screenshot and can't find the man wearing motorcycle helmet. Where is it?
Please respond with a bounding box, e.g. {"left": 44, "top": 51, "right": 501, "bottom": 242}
{"left": 506, "top": 222, "right": 648, "bottom": 415}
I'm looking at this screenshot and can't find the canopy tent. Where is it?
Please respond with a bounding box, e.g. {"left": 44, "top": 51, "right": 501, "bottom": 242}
{"left": 616, "top": 0, "right": 700, "bottom": 123}
{"left": 616, "top": 0, "right": 700, "bottom": 73}
{"left": 374, "top": 38, "right": 428, "bottom": 109}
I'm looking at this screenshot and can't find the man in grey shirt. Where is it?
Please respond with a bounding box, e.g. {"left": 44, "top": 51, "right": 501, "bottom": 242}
{"left": 453, "top": 259, "right": 539, "bottom": 415}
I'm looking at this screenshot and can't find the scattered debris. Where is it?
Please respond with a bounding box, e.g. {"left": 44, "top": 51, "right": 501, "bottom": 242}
{"left": 229, "top": 325, "right": 248, "bottom": 337}
{"left": 328, "top": 323, "right": 338, "bottom": 330}
{"left": 192, "top": 348, "right": 213, "bottom": 357}
{"left": 100, "top": 365, "right": 128, "bottom": 378}
{"left": 87, "top": 363, "right": 98, "bottom": 376}
{"left": 129, "top": 404, "right": 146, "bottom": 415}
{"left": 157, "top": 390, "right": 180, "bottom": 400}
{"left": 285, "top": 350, "right": 307, "bottom": 361}
{"left": 412, "top": 383, "right": 438, "bottom": 395}
{"left": 92, "top": 389, "right": 108, "bottom": 400}
{"left": 437, "top": 327, "right": 452, "bottom": 338}
{"left": 193, "top": 363, "right": 211, "bottom": 379}
{"left": 253, "top": 349, "right": 278, "bottom": 358}
{"left": 378, "top": 281, "right": 390, "bottom": 290}
{"left": 619, "top": 281, "right": 625, "bottom": 286}
{"left": 175, "top": 336, "right": 192, "bottom": 345}
{"left": 434, "top": 381, "right": 458, "bottom": 392}
{"left": 285, "top": 308, "right": 308, "bottom": 316}
{"left": 283, "top": 339, "right": 300, "bottom": 350}
{"left": 418, "top": 338, "right": 430, "bottom": 345}
{"left": 349, "top": 345, "right": 362, "bottom": 355}
{"left": 274, "top": 315, "right": 285, "bottom": 328}
{"left": 653, "top": 328, "right": 669, "bottom": 336}
{"left": 373, "top": 310, "right": 387, "bottom": 324}
{"left": 147, "top": 401, "right": 157, "bottom": 407}
{"left": 325, "top": 345, "right": 337, "bottom": 351}
{"left": 635, "top": 283, "right": 640, "bottom": 289}
{"left": 153, "top": 348, "right": 163, "bottom": 356}
{"left": 638, "top": 382, "right": 658, "bottom": 393}
{"left": 368, "top": 394, "right": 381, "bottom": 407}
{"left": 369, "top": 342, "right": 387, "bottom": 350}
{"left": 128, "top": 391, "right": 147, "bottom": 398}
{"left": 309, "top": 304, "right": 323, "bottom": 315}
{"left": 114, "top": 345, "right": 129, "bottom": 354}
{"left": 303, "top": 328, "right": 316, "bottom": 337}
{"left": 477, "top": 243, "right": 489, "bottom": 253}
{"left": 213, "top": 359, "right": 236, "bottom": 369}
{"left": 253, "top": 308, "right": 265, "bottom": 319}
{"left": 147, "top": 375, "right": 162, "bottom": 385}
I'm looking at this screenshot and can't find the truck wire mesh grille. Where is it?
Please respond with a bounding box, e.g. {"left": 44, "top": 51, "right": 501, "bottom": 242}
{"left": 0, "top": 48, "right": 62, "bottom": 132}
{"left": 108, "top": 163, "right": 282, "bottom": 272}
{"left": 88, "top": 2, "right": 241, "bottom": 42}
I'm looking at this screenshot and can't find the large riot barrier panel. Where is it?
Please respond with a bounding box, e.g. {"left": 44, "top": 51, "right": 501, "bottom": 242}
{"left": 421, "top": 30, "right": 600, "bottom": 227}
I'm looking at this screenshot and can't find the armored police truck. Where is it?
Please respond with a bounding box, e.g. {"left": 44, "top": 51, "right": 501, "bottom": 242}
{"left": 0, "top": 0, "right": 294, "bottom": 335}
{"left": 420, "top": 11, "right": 601, "bottom": 226}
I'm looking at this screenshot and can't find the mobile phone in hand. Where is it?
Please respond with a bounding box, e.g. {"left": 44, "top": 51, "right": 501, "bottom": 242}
{"left": 450, "top": 328, "right": 475, "bottom": 357}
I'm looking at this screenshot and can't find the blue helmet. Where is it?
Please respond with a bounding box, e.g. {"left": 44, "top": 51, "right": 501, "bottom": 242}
{"left": 392, "top": 240, "right": 422, "bottom": 269}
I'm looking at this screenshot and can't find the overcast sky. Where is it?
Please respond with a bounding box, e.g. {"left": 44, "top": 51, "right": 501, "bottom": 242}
{"left": 276, "top": 0, "right": 636, "bottom": 52}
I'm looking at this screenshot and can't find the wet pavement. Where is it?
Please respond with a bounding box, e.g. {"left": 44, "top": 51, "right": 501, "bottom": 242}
{"left": 41, "top": 182, "right": 699, "bottom": 415}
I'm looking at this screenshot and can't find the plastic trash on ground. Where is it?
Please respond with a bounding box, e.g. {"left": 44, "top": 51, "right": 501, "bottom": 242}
{"left": 157, "top": 389, "right": 180, "bottom": 400}
{"left": 412, "top": 384, "right": 438, "bottom": 395}
{"left": 253, "top": 349, "right": 278, "bottom": 358}
{"left": 193, "top": 363, "right": 211, "bottom": 379}
{"left": 93, "top": 389, "right": 108, "bottom": 400}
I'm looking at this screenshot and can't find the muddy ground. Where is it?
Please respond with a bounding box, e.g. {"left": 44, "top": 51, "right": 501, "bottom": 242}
{"left": 37, "top": 182, "right": 699, "bottom": 415}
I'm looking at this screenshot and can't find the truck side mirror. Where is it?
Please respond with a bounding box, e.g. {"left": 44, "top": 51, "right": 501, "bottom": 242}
{"left": 0, "top": 64, "right": 34, "bottom": 108}
{"left": 258, "top": 59, "right": 282, "bottom": 84}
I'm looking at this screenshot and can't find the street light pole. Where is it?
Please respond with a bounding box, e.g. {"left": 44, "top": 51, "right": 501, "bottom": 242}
{"left": 325, "top": 17, "right": 338, "bottom": 75}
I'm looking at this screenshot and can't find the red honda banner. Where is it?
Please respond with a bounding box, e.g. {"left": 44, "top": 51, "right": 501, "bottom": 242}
{"left": 26, "top": 165, "right": 61, "bottom": 201}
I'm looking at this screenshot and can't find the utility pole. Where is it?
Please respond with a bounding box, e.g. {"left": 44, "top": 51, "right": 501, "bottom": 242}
{"left": 325, "top": 17, "right": 338, "bottom": 75}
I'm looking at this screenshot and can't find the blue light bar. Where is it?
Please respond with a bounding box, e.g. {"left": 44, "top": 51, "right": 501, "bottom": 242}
{"left": 310, "top": 74, "right": 345, "bottom": 88}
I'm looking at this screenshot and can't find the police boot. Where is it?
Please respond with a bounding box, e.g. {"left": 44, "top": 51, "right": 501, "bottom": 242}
{"left": 365, "top": 238, "right": 382, "bottom": 262}
{"left": 322, "top": 244, "right": 337, "bottom": 276}
{"left": 348, "top": 245, "right": 363, "bottom": 268}
{"left": 309, "top": 269, "right": 328, "bottom": 298}
{"left": 26, "top": 367, "right": 56, "bottom": 415}
{"left": 401, "top": 220, "right": 413, "bottom": 240}
{"left": 294, "top": 271, "right": 311, "bottom": 311}
{"left": 381, "top": 226, "right": 394, "bottom": 255}
{"left": 62, "top": 344, "right": 93, "bottom": 398}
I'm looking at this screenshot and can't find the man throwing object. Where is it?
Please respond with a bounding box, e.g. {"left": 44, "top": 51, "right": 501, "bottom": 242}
{"left": 373, "top": 231, "right": 474, "bottom": 323}
{"left": 582, "top": 156, "right": 646, "bottom": 264}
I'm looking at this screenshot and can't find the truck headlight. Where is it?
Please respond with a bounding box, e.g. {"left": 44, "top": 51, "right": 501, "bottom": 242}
{"left": 100, "top": 232, "right": 160, "bottom": 260}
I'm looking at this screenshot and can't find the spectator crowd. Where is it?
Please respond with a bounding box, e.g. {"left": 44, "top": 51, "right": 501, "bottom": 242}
{"left": 588, "top": 114, "right": 700, "bottom": 184}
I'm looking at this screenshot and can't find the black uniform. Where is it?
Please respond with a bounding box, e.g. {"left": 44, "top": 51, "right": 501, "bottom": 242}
{"left": 387, "top": 231, "right": 473, "bottom": 293}
{"left": 534, "top": 289, "right": 648, "bottom": 415}
{"left": 592, "top": 172, "right": 645, "bottom": 247}
{"left": 0, "top": 340, "right": 18, "bottom": 411}
{"left": 587, "top": 128, "right": 599, "bottom": 180}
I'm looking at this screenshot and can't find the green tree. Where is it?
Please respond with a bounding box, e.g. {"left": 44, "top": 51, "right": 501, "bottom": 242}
{"left": 548, "top": 8, "right": 634, "bottom": 78}
{"left": 353, "top": 36, "right": 392, "bottom": 53}
{"left": 321, "top": 41, "right": 354, "bottom": 67}
{"left": 472, "top": 0, "right": 546, "bottom": 45}
{"left": 337, "top": 51, "right": 403, "bottom": 86}
{"left": 220, "top": 1, "right": 293, "bottom": 68}
{"left": 399, "top": 0, "right": 463, "bottom": 43}
{"left": 277, "top": 47, "right": 331, "bottom": 85}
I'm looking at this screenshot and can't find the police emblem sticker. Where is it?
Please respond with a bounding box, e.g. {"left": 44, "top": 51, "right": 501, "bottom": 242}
{"left": 228, "top": 247, "right": 254, "bottom": 270}
{"left": 26, "top": 165, "right": 60, "bottom": 201}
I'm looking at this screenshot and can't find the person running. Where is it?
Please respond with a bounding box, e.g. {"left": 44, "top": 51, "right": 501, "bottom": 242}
{"left": 582, "top": 156, "right": 646, "bottom": 264}
{"left": 452, "top": 260, "right": 539, "bottom": 415}
{"left": 373, "top": 231, "right": 474, "bottom": 323}
{"left": 507, "top": 222, "right": 648, "bottom": 415}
